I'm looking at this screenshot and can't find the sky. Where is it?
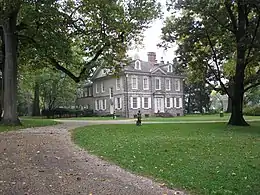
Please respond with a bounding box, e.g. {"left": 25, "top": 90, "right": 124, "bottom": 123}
{"left": 127, "top": 0, "right": 177, "bottom": 63}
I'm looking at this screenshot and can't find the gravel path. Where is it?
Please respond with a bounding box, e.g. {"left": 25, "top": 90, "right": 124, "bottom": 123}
{"left": 0, "top": 122, "right": 187, "bottom": 195}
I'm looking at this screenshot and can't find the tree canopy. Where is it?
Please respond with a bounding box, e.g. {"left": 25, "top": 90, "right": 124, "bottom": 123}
{"left": 160, "top": 0, "right": 260, "bottom": 126}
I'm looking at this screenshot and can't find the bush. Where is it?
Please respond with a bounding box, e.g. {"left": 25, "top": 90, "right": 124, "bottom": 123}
{"left": 243, "top": 106, "right": 260, "bottom": 116}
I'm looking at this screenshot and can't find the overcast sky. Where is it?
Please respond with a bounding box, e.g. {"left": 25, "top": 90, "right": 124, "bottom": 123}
{"left": 127, "top": 0, "right": 177, "bottom": 63}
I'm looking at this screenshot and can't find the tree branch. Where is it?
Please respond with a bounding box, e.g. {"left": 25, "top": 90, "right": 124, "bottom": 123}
{"left": 49, "top": 57, "right": 80, "bottom": 83}
{"left": 205, "top": 30, "right": 232, "bottom": 99}
{"left": 245, "top": 14, "right": 260, "bottom": 65}
{"left": 244, "top": 81, "right": 260, "bottom": 92}
{"left": 207, "top": 13, "right": 235, "bottom": 33}
{"left": 224, "top": 0, "right": 238, "bottom": 33}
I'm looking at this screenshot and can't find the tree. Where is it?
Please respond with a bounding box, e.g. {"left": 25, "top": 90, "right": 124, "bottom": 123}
{"left": 184, "top": 81, "right": 211, "bottom": 114}
{"left": 160, "top": 0, "right": 260, "bottom": 126}
{"left": 1, "top": 0, "right": 161, "bottom": 125}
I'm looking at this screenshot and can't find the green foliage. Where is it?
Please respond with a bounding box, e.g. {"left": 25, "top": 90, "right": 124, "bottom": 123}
{"left": 244, "top": 106, "right": 260, "bottom": 116}
{"left": 73, "top": 123, "right": 260, "bottom": 194}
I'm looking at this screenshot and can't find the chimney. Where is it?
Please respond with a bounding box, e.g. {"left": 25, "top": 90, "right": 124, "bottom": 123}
{"left": 147, "top": 52, "right": 156, "bottom": 65}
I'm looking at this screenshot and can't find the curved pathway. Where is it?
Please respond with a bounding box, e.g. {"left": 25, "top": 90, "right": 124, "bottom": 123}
{"left": 0, "top": 121, "right": 186, "bottom": 195}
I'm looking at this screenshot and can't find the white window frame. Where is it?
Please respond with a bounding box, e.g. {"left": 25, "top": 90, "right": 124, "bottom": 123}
{"left": 132, "top": 76, "right": 138, "bottom": 89}
{"left": 143, "top": 77, "right": 149, "bottom": 90}
{"left": 143, "top": 97, "right": 149, "bottom": 109}
{"left": 174, "top": 97, "right": 182, "bottom": 108}
{"left": 116, "top": 97, "right": 121, "bottom": 109}
{"left": 96, "top": 84, "right": 99, "bottom": 93}
{"left": 132, "top": 97, "right": 137, "bottom": 109}
{"left": 175, "top": 79, "right": 180, "bottom": 91}
{"left": 109, "top": 87, "right": 113, "bottom": 98}
{"left": 102, "top": 99, "right": 106, "bottom": 110}
{"left": 101, "top": 82, "right": 104, "bottom": 92}
{"left": 168, "top": 65, "right": 173, "bottom": 72}
{"left": 116, "top": 77, "right": 121, "bottom": 90}
{"left": 135, "top": 60, "right": 141, "bottom": 70}
{"left": 155, "top": 78, "right": 161, "bottom": 90}
{"left": 166, "top": 78, "right": 171, "bottom": 91}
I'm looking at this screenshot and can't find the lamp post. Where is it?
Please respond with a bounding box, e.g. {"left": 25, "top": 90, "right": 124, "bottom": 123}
{"left": 125, "top": 73, "right": 129, "bottom": 118}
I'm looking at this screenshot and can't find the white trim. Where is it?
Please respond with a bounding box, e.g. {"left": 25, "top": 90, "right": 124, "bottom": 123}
{"left": 170, "top": 98, "right": 173, "bottom": 108}
{"left": 137, "top": 97, "right": 141, "bottom": 109}
{"left": 131, "top": 76, "right": 138, "bottom": 89}
{"left": 148, "top": 97, "right": 151, "bottom": 108}
{"left": 155, "top": 77, "right": 161, "bottom": 90}
{"left": 151, "top": 67, "right": 167, "bottom": 75}
{"left": 165, "top": 97, "right": 171, "bottom": 108}
{"left": 132, "top": 96, "right": 138, "bottom": 109}
{"left": 165, "top": 78, "right": 171, "bottom": 91}
{"left": 143, "top": 97, "right": 149, "bottom": 109}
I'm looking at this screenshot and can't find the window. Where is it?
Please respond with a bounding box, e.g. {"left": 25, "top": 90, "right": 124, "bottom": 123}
{"left": 166, "top": 98, "right": 171, "bottom": 108}
{"left": 143, "top": 77, "right": 149, "bottom": 90}
{"left": 116, "top": 97, "right": 121, "bottom": 109}
{"left": 144, "top": 97, "right": 149, "bottom": 108}
{"left": 175, "top": 97, "right": 182, "bottom": 108}
{"left": 135, "top": 60, "right": 141, "bottom": 70}
{"left": 98, "top": 100, "right": 103, "bottom": 110}
{"left": 95, "top": 100, "right": 98, "bottom": 110}
{"left": 116, "top": 77, "right": 121, "bottom": 90}
{"left": 175, "top": 79, "right": 180, "bottom": 91}
{"left": 102, "top": 99, "right": 106, "bottom": 110}
{"left": 133, "top": 97, "right": 137, "bottom": 109}
{"left": 109, "top": 87, "right": 113, "bottom": 98}
{"left": 166, "top": 79, "right": 171, "bottom": 91}
{"left": 132, "top": 76, "right": 138, "bottom": 89}
{"left": 101, "top": 82, "right": 104, "bottom": 92}
{"left": 168, "top": 65, "right": 173, "bottom": 72}
{"left": 155, "top": 78, "right": 161, "bottom": 90}
{"left": 96, "top": 84, "right": 99, "bottom": 93}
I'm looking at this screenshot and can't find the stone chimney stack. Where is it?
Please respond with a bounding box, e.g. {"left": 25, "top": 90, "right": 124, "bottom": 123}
{"left": 147, "top": 52, "right": 156, "bottom": 65}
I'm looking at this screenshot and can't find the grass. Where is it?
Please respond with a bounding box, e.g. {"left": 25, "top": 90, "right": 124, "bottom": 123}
{"left": 72, "top": 122, "right": 260, "bottom": 195}
{"left": 143, "top": 114, "right": 260, "bottom": 122}
{"left": 0, "top": 118, "right": 58, "bottom": 133}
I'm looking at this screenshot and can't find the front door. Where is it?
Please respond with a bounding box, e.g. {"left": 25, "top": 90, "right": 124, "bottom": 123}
{"left": 154, "top": 98, "right": 164, "bottom": 113}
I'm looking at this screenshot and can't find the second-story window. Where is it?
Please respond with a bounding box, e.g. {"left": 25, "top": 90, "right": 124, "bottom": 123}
{"left": 109, "top": 87, "right": 113, "bottom": 98}
{"left": 101, "top": 82, "right": 104, "bottom": 92}
{"left": 96, "top": 84, "right": 99, "bottom": 93}
{"left": 175, "top": 79, "right": 180, "bottom": 91}
{"left": 116, "top": 77, "right": 121, "bottom": 90}
{"left": 88, "top": 87, "right": 92, "bottom": 96}
{"left": 166, "top": 79, "right": 171, "bottom": 91}
{"left": 143, "top": 77, "right": 149, "bottom": 90}
{"left": 132, "top": 76, "right": 138, "bottom": 89}
{"left": 155, "top": 78, "right": 161, "bottom": 90}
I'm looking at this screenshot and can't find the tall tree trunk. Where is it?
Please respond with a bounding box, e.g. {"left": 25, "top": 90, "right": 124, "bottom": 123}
{"left": 32, "top": 81, "right": 40, "bottom": 116}
{"left": 0, "top": 27, "right": 4, "bottom": 120}
{"left": 2, "top": 10, "right": 21, "bottom": 125}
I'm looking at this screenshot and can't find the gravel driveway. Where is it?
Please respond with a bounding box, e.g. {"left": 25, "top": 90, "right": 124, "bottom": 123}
{"left": 0, "top": 122, "right": 186, "bottom": 195}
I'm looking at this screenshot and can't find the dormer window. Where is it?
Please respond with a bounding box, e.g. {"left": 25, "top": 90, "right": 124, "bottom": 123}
{"left": 135, "top": 60, "right": 141, "bottom": 70}
{"left": 168, "top": 65, "right": 173, "bottom": 72}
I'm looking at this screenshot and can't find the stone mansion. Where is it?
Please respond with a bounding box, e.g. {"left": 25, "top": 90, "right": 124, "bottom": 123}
{"left": 76, "top": 52, "right": 184, "bottom": 118}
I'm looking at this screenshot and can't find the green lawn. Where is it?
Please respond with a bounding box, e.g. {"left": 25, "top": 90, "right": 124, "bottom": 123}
{"left": 143, "top": 114, "right": 260, "bottom": 122}
{"left": 0, "top": 118, "right": 58, "bottom": 133}
{"left": 72, "top": 122, "right": 260, "bottom": 195}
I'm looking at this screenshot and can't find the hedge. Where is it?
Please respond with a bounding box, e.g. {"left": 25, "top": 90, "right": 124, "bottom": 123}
{"left": 243, "top": 106, "right": 260, "bottom": 116}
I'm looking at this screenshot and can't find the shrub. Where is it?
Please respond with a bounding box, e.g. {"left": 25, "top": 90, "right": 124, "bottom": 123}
{"left": 243, "top": 106, "right": 260, "bottom": 116}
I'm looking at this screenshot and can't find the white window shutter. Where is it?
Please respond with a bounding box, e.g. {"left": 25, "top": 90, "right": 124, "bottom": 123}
{"left": 105, "top": 99, "right": 107, "bottom": 110}
{"left": 174, "top": 98, "right": 177, "bottom": 108}
{"left": 148, "top": 97, "right": 151, "bottom": 108}
{"left": 170, "top": 98, "right": 173, "bottom": 108}
{"left": 180, "top": 97, "right": 183, "bottom": 108}
{"left": 137, "top": 97, "right": 141, "bottom": 108}
{"left": 115, "top": 98, "right": 118, "bottom": 109}
{"left": 142, "top": 97, "right": 144, "bottom": 108}
{"left": 165, "top": 98, "right": 167, "bottom": 108}
{"left": 119, "top": 98, "right": 122, "bottom": 109}
{"left": 130, "top": 97, "right": 133, "bottom": 108}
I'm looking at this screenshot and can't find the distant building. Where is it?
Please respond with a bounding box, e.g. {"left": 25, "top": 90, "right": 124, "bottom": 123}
{"left": 76, "top": 52, "right": 184, "bottom": 118}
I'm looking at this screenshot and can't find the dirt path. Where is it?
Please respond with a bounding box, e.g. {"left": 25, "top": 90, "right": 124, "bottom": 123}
{"left": 0, "top": 122, "right": 186, "bottom": 195}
